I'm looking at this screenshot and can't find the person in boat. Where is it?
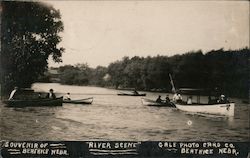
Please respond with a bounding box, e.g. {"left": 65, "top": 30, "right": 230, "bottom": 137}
{"left": 172, "top": 93, "right": 178, "bottom": 102}
{"left": 8, "top": 86, "right": 18, "bottom": 100}
{"left": 156, "top": 95, "right": 162, "bottom": 103}
{"left": 165, "top": 95, "right": 170, "bottom": 103}
{"left": 46, "top": 89, "right": 56, "bottom": 99}
{"left": 176, "top": 93, "right": 183, "bottom": 103}
{"left": 38, "top": 92, "right": 42, "bottom": 99}
{"left": 64, "top": 92, "right": 71, "bottom": 100}
{"left": 218, "top": 94, "right": 228, "bottom": 104}
{"left": 187, "top": 96, "right": 192, "bottom": 104}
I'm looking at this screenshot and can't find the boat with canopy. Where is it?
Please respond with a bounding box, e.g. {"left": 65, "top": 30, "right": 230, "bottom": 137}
{"left": 174, "top": 88, "right": 235, "bottom": 116}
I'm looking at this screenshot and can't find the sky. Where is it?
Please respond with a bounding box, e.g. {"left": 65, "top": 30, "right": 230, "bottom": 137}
{"left": 47, "top": 1, "right": 249, "bottom": 68}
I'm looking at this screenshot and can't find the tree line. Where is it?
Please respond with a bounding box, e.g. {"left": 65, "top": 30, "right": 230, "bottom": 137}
{"left": 46, "top": 48, "right": 249, "bottom": 98}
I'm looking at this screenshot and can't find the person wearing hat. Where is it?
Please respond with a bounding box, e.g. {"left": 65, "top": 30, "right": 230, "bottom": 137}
{"left": 219, "top": 94, "right": 226, "bottom": 103}
{"left": 8, "top": 86, "right": 18, "bottom": 100}
{"left": 46, "top": 89, "right": 56, "bottom": 99}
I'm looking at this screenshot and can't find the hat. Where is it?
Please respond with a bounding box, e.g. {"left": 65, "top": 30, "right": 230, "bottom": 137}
{"left": 221, "top": 95, "right": 225, "bottom": 98}
{"left": 49, "top": 89, "right": 54, "bottom": 92}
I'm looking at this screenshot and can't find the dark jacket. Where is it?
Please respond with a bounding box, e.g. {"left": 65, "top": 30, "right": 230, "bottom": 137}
{"left": 46, "top": 92, "right": 56, "bottom": 99}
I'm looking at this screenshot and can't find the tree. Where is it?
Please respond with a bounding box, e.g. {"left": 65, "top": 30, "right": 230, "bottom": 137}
{"left": 0, "top": 1, "right": 64, "bottom": 94}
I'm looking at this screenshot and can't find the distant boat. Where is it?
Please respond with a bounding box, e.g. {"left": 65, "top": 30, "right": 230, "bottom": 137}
{"left": 117, "top": 92, "right": 146, "bottom": 96}
{"left": 3, "top": 97, "right": 63, "bottom": 107}
{"left": 63, "top": 97, "right": 93, "bottom": 104}
{"left": 141, "top": 98, "right": 175, "bottom": 107}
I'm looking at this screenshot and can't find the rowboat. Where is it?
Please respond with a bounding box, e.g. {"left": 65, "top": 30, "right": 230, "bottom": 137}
{"left": 117, "top": 92, "right": 146, "bottom": 96}
{"left": 63, "top": 97, "right": 93, "bottom": 104}
{"left": 141, "top": 98, "right": 175, "bottom": 107}
{"left": 3, "top": 97, "right": 63, "bottom": 107}
{"left": 175, "top": 102, "right": 235, "bottom": 116}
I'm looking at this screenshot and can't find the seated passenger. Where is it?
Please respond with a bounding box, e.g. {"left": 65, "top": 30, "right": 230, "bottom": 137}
{"left": 176, "top": 93, "right": 183, "bottom": 103}
{"left": 165, "top": 95, "right": 170, "bottom": 103}
{"left": 64, "top": 92, "right": 71, "bottom": 100}
{"left": 172, "top": 93, "right": 178, "bottom": 102}
{"left": 156, "top": 95, "right": 162, "bottom": 103}
{"left": 187, "top": 96, "right": 192, "bottom": 104}
{"left": 218, "top": 94, "right": 228, "bottom": 103}
{"left": 46, "top": 89, "right": 56, "bottom": 99}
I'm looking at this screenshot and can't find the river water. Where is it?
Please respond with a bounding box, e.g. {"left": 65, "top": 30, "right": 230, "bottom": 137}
{"left": 0, "top": 83, "right": 249, "bottom": 141}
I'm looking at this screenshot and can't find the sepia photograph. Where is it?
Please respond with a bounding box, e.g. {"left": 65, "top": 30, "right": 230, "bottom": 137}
{"left": 0, "top": 0, "right": 249, "bottom": 157}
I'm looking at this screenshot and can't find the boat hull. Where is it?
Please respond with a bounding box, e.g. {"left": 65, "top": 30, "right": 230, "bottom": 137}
{"left": 63, "top": 97, "right": 93, "bottom": 104}
{"left": 141, "top": 98, "right": 175, "bottom": 107}
{"left": 118, "top": 93, "right": 146, "bottom": 96}
{"left": 4, "top": 97, "right": 63, "bottom": 107}
{"left": 175, "top": 102, "right": 235, "bottom": 116}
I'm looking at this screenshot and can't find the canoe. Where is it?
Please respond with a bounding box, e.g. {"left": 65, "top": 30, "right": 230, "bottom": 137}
{"left": 63, "top": 97, "right": 93, "bottom": 104}
{"left": 175, "top": 102, "right": 235, "bottom": 116}
{"left": 141, "top": 98, "right": 175, "bottom": 107}
{"left": 117, "top": 93, "right": 146, "bottom": 96}
{"left": 3, "top": 97, "right": 63, "bottom": 107}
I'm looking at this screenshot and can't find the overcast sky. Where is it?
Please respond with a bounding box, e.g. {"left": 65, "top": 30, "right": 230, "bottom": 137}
{"left": 47, "top": 1, "right": 249, "bottom": 68}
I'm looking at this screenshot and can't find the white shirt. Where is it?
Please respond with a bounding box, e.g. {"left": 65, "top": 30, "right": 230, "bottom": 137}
{"left": 173, "top": 93, "right": 178, "bottom": 101}
{"left": 177, "top": 94, "right": 182, "bottom": 100}
{"left": 64, "top": 94, "right": 70, "bottom": 100}
{"left": 187, "top": 98, "right": 192, "bottom": 104}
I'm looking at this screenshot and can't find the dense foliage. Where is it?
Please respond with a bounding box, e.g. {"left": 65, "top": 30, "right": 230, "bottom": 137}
{"left": 0, "top": 1, "right": 64, "bottom": 94}
{"left": 52, "top": 48, "right": 249, "bottom": 98}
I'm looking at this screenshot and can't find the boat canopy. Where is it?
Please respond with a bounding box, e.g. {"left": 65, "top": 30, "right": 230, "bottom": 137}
{"left": 179, "top": 88, "right": 220, "bottom": 96}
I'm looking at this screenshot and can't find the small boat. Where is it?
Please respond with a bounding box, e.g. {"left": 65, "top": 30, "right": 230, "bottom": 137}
{"left": 3, "top": 97, "right": 63, "bottom": 107}
{"left": 63, "top": 97, "right": 93, "bottom": 104}
{"left": 141, "top": 98, "right": 175, "bottom": 107}
{"left": 117, "top": 92, "right": 146, "bottom": 96}
{"left": 175, "top": 102, "right": 235, "bottom": 116}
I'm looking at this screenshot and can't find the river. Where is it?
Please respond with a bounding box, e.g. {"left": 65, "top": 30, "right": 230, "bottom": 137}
{"left": 0, "top": 83, "right": 249, "bottom": 141}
